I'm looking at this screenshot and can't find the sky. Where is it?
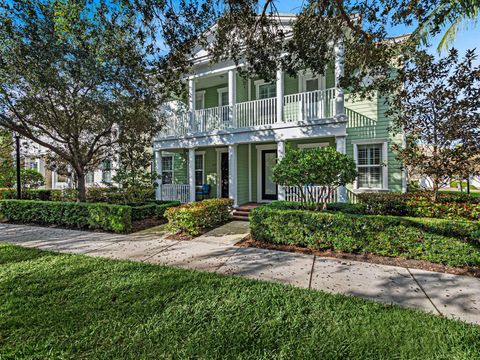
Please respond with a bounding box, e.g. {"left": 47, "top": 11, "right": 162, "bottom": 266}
{"left": 274, "top": 0, "right": 480, "bottom": 63}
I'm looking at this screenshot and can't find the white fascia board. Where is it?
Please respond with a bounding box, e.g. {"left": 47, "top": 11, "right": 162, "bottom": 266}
{"left": 153, "top": 119, "right": 347, "bottom": 150}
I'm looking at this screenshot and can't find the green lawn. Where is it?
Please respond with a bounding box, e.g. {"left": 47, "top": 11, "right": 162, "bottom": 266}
{"left": 0, "top": 244, "right": 479, "bottom": 359}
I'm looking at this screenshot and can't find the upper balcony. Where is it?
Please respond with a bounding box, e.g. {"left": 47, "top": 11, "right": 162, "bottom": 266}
{"left": 157, "top": 43, "right": 346, "bottom": 141}
{"left": 159, "top": 87, "right": 340, "bottom": 138}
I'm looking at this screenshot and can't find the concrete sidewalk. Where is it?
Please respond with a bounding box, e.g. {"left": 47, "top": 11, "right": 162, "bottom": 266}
{"left": 0, "top": 222, "right": 478, "bottom": 325}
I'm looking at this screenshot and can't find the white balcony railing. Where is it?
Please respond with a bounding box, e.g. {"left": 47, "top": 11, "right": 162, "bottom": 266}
{"left": 159, "top": 88, "right": 337, "bottom": 138}
{"left": 284, "top": 185, "right": 337, "bottom": 204}
{"left": 194, "top": 105, "right": 231, "bottom": 132}
{"left": 236, "top": 96, "right": 277, "bottom": 127}
{"left": 283, "top": 88, "right": 336, "bottom": 123}
{"left": 160, "top": 184, "right": 190, "bottom": 203}
{"left": 159, "top": 112, "right": 190, "bottom": 137}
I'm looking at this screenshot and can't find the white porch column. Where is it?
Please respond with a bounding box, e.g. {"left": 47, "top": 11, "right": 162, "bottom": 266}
{"left": 228, "top": 144, "right": 238, "bottom": 207}
{"left": 188, "top": 78, "right": 196, "bottom": 132}
{"left": 155, "top": 150, "right": 162, "bottom": 200}
{"left": 228, "top": 69, "right": 236, "bottom": 127}
{"left": 188, "top": 147, "right": 196, "bottom": 202}
{"left": 276, "top": 68, "right": 284, "bottom": 123}
{"left": 336, "top": 136, "right": 347, "bottom": 203}
{"left": 334, "top": 41, "right": 345, "bottom": 118}
{"left": 277, "top": 140, "right": 285, "bottom": 200}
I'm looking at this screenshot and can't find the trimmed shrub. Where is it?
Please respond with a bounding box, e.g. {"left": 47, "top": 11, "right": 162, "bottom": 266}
{"left": 357, "top": 192, "right": 480, "bottom": 221}
{"left": 250, "top": 205, "right": 480, "bottom": 267}
{"left": 86, "top": 187, "right": 155, "bottom": 204}
{"left": 165, "top": 198, "right": 233, "bottom": 236}
{"left": 130, "top": 201, "right": 180, "bottom": 221}
{"left": 0, "top": 189, "right": 63, "bottom": 201}
{"left": 0, "top": 200, "right": 132, "bottom": 233}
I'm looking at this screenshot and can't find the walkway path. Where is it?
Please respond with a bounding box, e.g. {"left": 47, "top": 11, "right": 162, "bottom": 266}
{"left": 0, "top": 222, "right": 479, "bottom": 325}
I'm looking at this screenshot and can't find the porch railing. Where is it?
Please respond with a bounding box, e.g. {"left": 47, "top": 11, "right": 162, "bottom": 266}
{"left": 160, "top": 184, "right": 190, "bottom": 203}
{"left": 159, "top": 112, "right": 190, "bottom": 137}
{"left": 283, "top": 88, "right": 336, "bottom": 123}
{"left": 194, "top": 105, "right": 231, "bottom": 132}
{"left": 235, "top": 97, "right": 277, "bottom": 127}
{"left": 284, "top": 185, "right": 337, "bottom": 204}
{"left": 159, "top": 88, "right": 337, "bottom": 138}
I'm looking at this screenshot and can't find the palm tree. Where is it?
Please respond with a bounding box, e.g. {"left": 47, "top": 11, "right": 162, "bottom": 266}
{"left": 413, "top": 0, "right": 479, "bottom": 51}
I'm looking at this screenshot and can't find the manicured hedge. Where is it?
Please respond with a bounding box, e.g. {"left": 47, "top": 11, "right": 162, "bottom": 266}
{"left": 357, "top": 192, "right": 480, "bottom": 221}
{"left": 250, "top": 204, "right": 480, "bottom": 267}
{"left": 0, "top": 200, "right": 132, "bottom": 233}
{"left": 0, "top": 187, "right": 155, "bottom": 204}
{"left": 130, "top": 201, "right": 180, "bottom": 221}
{"left": 165, "top": 198, "right": 233, "bottom": 236}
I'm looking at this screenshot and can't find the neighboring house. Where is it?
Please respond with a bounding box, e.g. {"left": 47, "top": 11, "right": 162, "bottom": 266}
{"left": 23, "top": 140, "right": 116, "bottom": 189}
{"left": 153, "top": 14, "right": 405, "bottom": 206}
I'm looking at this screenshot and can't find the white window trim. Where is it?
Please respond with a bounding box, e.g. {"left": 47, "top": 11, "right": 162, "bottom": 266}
{"left": 216, "top": 148, "right": 228, "bottom": 198}
{"left": 297, "top": 142, "right": 330, "bottom": 149}
{"left": 195, "top": 90, "right": 206, "bottom": 110}
{"left": 217, "top": 87, "right": 228, "bottom": 107}
{"left": 254, "top": 80, "right": 275, "bottom": 100}
{"left": 194, "top": 151, "right": 205, "bottom": 186}
{"left": 161, "top": 154, "right": 174, "bottom": 185}
{"left": 256, "top": 144, "right": 277, "bottom": 203}
{"left": 353, "top": 140, "right": 388, "bottom": 191}
{"left": 298, "top": 70, "right": 326, "bottom": 93}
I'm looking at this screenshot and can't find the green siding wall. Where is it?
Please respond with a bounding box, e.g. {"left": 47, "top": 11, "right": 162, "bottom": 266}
{"left": 236, "top": 144, "right": 250, "bottom": 205}
{"left": 345, "top": 93, "right": 403, "bottom": 192}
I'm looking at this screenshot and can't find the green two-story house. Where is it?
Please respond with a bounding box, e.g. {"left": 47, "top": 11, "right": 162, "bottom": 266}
{"left": 153, "top": 14, "right": 406, "bottom": 207}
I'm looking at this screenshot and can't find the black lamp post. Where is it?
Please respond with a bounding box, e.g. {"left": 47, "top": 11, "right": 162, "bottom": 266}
{"left": 15, "top": 133, "right": 21, "bottom": 199}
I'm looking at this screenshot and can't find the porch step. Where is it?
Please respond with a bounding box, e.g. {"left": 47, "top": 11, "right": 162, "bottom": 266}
{"left": 230, "top": 203, "right": 260, "bottom": 222}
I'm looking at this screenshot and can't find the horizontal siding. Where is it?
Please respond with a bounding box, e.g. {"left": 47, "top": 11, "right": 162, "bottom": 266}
{"left": 237, "top": 144, "right": 250, "bottom": 205}
{"left": 346, "top": 93, "right": 403, "bottom": 192}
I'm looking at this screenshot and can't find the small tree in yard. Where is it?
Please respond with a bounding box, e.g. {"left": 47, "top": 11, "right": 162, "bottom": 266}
{"left": 389, "top": 49, "right": 480, "bottom": 201}
{"left": 273, "top": 146, "right": 358, "bottom": 210}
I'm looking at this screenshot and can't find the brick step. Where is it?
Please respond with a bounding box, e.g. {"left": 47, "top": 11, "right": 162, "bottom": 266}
{"left": 231, "top": 215, "right": 249, "bottom": 221}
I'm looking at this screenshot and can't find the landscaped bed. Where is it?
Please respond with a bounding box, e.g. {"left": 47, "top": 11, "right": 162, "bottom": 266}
{"left": 249, "top": 200, "right": 480, "bottom": 272}
{"left": 0, "top": 243, "right": 479, "bottom": 358}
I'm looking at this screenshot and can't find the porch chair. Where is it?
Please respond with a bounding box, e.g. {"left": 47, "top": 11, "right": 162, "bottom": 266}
{"left": 196, "top": 184, "right": 211, "bottom": 200}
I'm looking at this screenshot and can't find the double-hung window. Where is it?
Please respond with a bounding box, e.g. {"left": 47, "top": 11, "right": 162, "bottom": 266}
{"left": 195, "top": 153, "right": 204, "bottom": 186}
{"left": 101, "top": 160, "right": 112, "bottom": 183}
{"left": 355, "top": 142, "right": 387, "bottom": 190}
{"left": 257, "top": 82, "right": 276, "bottom": 99}
{"left": 161, "top": 155, "right": 173, "bottom": 184}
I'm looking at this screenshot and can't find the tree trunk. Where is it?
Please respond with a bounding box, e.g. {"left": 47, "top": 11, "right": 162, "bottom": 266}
{"left": 76, "top": 169, "right": 86, "bottom": 202}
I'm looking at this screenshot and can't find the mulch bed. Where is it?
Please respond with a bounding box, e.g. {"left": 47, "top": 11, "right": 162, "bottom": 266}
{"left": 130, "top": 218, "right": 166, "bottom": 233}
{"left": 236, "top": 236, "right": 480, "bottom": 278}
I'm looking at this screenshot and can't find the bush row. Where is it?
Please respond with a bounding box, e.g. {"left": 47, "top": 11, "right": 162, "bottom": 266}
{"left": 0, "top": 200, "right": 132, "bottom": 233}
{"left": 130, "top": 201, "right": 181, "bottom": 221}
{"left": 165, "top": 198, "right": 233, "bottom": 236}
{"left": 0, "top": 187, "right": 156, "bottom": 204}
{"left": 250, "top": 204, "right": 480, "bottom": 267}
{"left": 357, "top": 192, "right": 480, "bottom": 221}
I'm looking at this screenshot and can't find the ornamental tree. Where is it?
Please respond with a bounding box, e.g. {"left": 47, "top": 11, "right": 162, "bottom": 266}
{"left": 389, "top": 49, "right": 480, "bottom": 201}
{"left": 273, "top": 146, "right": 357, "bottom": 210}
{"left": 0, "top": 0, "right": 158, "bottom": 202}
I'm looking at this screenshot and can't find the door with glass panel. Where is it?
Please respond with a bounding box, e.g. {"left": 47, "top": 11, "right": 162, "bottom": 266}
{"left": 256, "top": 82, "right": 276, "bottom": 125}
{"left": 261, "top": 149, "right": 278, "bottom": 200}
{"left": 302, "top": 76, "right": 325, "bottom": 120}
{"left": 218, "top": 89, "right": 229, "bottom": 128}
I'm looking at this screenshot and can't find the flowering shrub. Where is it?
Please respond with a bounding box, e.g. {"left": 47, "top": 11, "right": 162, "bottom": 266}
{"left": 165, "top": 198, "right": 233, "bottom": 236}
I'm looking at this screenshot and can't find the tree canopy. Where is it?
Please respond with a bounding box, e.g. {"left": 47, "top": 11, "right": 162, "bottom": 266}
{"left": 0, "top": 0, "right": 159, "bottom": 200}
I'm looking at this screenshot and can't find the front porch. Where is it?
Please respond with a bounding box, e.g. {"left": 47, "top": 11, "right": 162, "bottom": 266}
{"left": 155, "top": 137, "right": 347, "bottom": 207}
